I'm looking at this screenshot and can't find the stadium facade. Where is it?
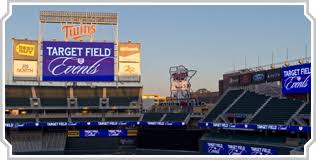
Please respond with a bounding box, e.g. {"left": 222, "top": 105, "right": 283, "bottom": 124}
{"left": 5, "top": 10, "right": 311, "bottom": 155}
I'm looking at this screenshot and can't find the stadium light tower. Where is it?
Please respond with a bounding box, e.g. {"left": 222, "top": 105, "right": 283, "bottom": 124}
{"left": 169, "top": 65, "right": 197, "bottom": 100}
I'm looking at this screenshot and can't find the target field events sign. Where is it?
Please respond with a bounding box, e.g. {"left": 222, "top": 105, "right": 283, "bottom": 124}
{"left": 281, "top": 63, "right": 311, "bottom": 94}
{"left": 42, "top": 41, "right": 115, "bottom": 81}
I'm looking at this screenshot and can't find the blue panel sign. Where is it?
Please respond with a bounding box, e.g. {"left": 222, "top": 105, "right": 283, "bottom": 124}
{"left": 79, "top": 129, "right": 128, "bottom": 137}
{"left": 42, "top": 41, "right": 115, "bottom": 81}
{"left": 282, "top": 63, "right": 311, "bottom": 94}
{"left": 203, "top": 142, "right": 227, "bottom": 155}
{"left": 201, "top": 141, "right": 277, "bottom": 155}
{"left": 249, "top": 146, "right": 277, "bottom": 155}
{"left": 227, "top": 144, "right": 248, "bottom": 155}
{"left": 5, "top": 121, "right": 187, "bottom": 128}
{"left": 198, "top": 122, "right": 310, "bottom": 133}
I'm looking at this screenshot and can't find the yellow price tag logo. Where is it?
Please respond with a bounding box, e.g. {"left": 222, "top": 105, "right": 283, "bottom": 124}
{"left": 16, "top": 43, "right": 35, "bottom": 57}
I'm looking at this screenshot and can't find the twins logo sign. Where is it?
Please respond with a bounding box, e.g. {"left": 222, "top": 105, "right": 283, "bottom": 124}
{"left": 282, "top": 63, "right": 311, "bottom": 94}
{"left": 42, "top": 41, "right": 114, "bottom": 81}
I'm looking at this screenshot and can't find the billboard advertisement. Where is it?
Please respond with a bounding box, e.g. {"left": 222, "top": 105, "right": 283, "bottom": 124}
{"left": 13, "top": 60, "right": 37, "bottom": 80}
{"left": 239, "top": 73, "right": 252, "bottom": 85}
{"left": 201, "top": 141, "right": 277, "bottom": 155}
{"left": 223, "top": 72, "right": 240, "bottom": 91}
{"left": 118, "top": 62, "right": 141, "bottom": 81}
{"left": 281, "top": 63, "right": 311, "bottom": 94}
{"left": 266, "top": 68, "right": 281, "bottom": 82}
{"left": 13, "top": 39, "right": 38, "bottom": 60}
{"left": 42, "top": 41, "right": 115, "bottom": 81}
{"left": 228, "top": 75, "right": 240, "bottom": 86}
{"left": 119, "top": 42, "right": 140, "bottom": 62}
{"left": 252, "top": 71, "right": 266, "bottom": 84}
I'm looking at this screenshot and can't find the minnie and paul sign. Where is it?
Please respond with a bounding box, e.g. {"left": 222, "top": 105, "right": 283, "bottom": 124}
{"left": 42, "top": 41, "right": 115, "bottom": 81}
{"left": 282, "top": 63, "right": 311, "bottom": 94}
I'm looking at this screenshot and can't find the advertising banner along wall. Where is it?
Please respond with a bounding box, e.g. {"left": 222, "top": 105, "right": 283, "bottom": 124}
{"left": 252, "top": 71, "right": 266, "bottom": 84}
{"left": 239, "top": 73, "right": 252, "bottom": 85}
{"left": 229, "top": 75, "right": 240, "bottom": 86}
{"left": 42, "top": 41, "right": 115, "bottom": 81}
{"left": 266, "top": 68, "right": 281, "bottom": 82}
{"left": 201, "top": 141, "right": 277, "bottom": 155}
{"left": 281, "top": 63, "right": 311, "bottom": 94}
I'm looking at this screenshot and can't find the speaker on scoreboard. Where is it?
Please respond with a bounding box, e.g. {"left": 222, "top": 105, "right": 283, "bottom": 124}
{"left": 68, "top": 98, "right": 77, "bottom": 107}
{"left": 30, "top": 97, "right": 40, "bottom": 107}
{"left": 100, "top": 97, "right": 109, "bottom": 107}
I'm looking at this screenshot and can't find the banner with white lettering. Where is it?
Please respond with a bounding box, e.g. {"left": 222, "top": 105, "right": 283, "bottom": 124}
{"left": 42, "top": 41, "right": 114, "bottom": 81}
{"left": 201, "top": 141, "right": 277, "bottom": 155}
{"left": 281, "top": 63, "right": 311, "bottom": 94}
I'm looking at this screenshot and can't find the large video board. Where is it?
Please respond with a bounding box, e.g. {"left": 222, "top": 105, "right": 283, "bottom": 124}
{"left": 42, "top": 41, "right": 115, "bottom": 81}
{"left": 281, "top": 63, "right": 311, "bottom": 94}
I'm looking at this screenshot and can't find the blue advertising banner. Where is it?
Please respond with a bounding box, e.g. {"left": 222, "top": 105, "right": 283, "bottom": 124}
{"left": 79, "top": 129, "right": 128, "bottom": 137}
{"left": 4, "top": 121, "right": 187, "bottom": 128}
{"left": 42, "top": 41, "right": 115, "bottom": 81}
{"left": 198, "top": 122, "right": 310, "bottom": 133}
{"left": 203, "top": 142, "right": 227, "bottom": 155}
{"left": 139, "top": 121, "right": 185, "bottom": 126}
{"left": 252, "top": 71, "right": 266, "bottom": 84}
{"left": 201, "top": 141, "right": 277, "bottom": 155}
{"left": 281, "top": 63, "right": 311, "bottom": 94}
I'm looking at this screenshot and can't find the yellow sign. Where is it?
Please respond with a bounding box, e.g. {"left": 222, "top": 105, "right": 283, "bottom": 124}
{"left": 67, "top": 130, "right": 80, "bottom": 137}
{"left": 16, "top": 43, "right": 35, "bottom": 57}
{"left": 13, "top": 39, "right": 38, "bottom": 60}
{"left": 119, "top": 62, "right": 140, "bottom": 76}
{"left": 13, "top": 60, "right": 37, "bottom": 78}
{"left": 119, "top": 42, "right": 141, "bottom": 62}
{"left": 127, "top": 129, "right": 138, "bottom": 136}
{"left": 119, "top": 62, "right": 140, "bottom": 81}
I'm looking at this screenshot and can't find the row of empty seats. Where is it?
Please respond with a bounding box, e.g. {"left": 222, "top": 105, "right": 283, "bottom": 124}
{"left": 299, "top": 103, "right": 311, "bottom": 115}
{"left": 9, "top": 131, "right": 42, "bottom": 152}
{"left": 6, "top": 117, "right": 140, "bottom": 123}
{"left": 227, "top": 91, "right": 269, "bottom": 114}
{"left": 6, "top": 98, "right": 30, "bottom": 107}
{"left": 6, "top": 97, "right": 139, "bottom": 107}
{"left": 203, "top": 131, "right": 287, "bottom": 145}
{"left": 142, "top": 113, "right": 164, "bottom": 121}
{"left": 250, "top": 98, "right": 304, "bottom": 124}
{"left": 202, "top": 88, "right": 308, "bottom": 125}
{"left": 162, "top": 113, "right": 188, "bottom": 122}
{"left": 8, "top": 130, "right": 67, "bottom": 153}
{"left": 6, "top": 113, "right": 189, "bottom": 123}
{"left": 203, "top": 89, "right": 244, "bottom": 122}
{"left": 42, "top": 131, "right": 67, "bottom": 151}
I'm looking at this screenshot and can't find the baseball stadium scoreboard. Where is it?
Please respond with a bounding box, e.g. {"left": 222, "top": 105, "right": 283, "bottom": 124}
{"left": 12, "top": 11, "right": 141, "bottom": 83}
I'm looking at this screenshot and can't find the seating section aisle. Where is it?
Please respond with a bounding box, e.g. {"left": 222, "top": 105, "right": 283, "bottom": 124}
{"left": 203, "top": 89, "right": 244, "bottom": 122}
